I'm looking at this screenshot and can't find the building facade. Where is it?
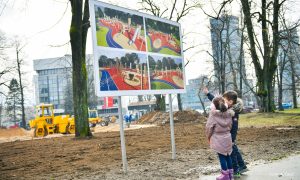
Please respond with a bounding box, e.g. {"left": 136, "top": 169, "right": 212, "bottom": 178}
{"left": 33, "top": 55, "right": 118, "bottom": 115}
{"left": 181, "top": 76, "right": 210, "bottom": 111}
{"left": 210, "top": 15, "right": 241, "bottom": 92}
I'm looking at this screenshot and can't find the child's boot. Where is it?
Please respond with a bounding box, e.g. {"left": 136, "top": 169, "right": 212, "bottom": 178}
{"left": 228, "top": 169, "right": 234, "bottom": 180}
{"left": 216, "top": 170, "right": 230, "bottom": 180}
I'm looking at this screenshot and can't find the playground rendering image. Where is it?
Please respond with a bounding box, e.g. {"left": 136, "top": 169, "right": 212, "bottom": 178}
{"left": 97, "top": 51, "right": 149, "bottom": 91}
{"left": 146, "top": 18, "right": 181, "bottom": 56}
{"left": 148, "top": 55, "right": 184, "bottom": 90}
{"left": 94, "top": 5, "right": 146, "bottom": 51}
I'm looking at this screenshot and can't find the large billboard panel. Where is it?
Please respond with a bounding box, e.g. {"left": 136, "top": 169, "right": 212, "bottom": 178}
{"left": 90, "top": 0, "right": 186, "bottom": 97}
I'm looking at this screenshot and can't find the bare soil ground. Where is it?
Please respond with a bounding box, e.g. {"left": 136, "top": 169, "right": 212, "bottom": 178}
{"left": 0, "top": 113, "right": 299, "bottom": 179}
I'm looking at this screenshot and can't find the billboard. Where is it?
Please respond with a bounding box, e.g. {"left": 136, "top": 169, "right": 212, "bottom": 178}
{"left": 90, "top": 0, "right": 186, "bottom": 97}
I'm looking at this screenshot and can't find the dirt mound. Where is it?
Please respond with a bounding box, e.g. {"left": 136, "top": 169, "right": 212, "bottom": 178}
{"left": 174, "top": 110, "right": 207, "bottom": 123}
{"left": 0, "top": 128, "right": 30, "bottom": 138}
{"left": 138, "top": 110, "right": 207, "bottom": 125}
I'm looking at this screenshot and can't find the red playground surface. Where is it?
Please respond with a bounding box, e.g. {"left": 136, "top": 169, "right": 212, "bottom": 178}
{"left": 148, "top": 31, "right": 181, "bottom": 54}
{"left": 99, "top": 19, "right": 146, "bottom": 51}
{"left": 104, "top": 67, "right": 149, "bottom": 90}
{"left": 152, "top": 70, "right": 184, "bottom": 89}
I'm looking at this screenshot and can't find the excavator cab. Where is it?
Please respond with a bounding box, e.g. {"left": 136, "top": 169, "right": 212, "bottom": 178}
{"left": 29, "top": 104, "right": 55, "bottom": 137}
{"left": 36, "top": 105, "right": 54, "bottom": 123}
{"left": 88, "top": 109, "right": 101, "bottom": 127}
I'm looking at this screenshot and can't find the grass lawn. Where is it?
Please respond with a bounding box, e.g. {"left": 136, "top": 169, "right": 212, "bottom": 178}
{"left": 239, "top": 108, "right": 300, "bottom": 128}
{"left": 174, "top": 36, "right": 180, "bottom": 46}
{"left": 96, "top": 26, "right": 109, "bottom": 47}
{"left": 151, "top": 81, "right": 174, "bottom": 89}
{"left": 146, "top": 36, "right": 152, "bottom": 52}
{"left": 159, "top": 48, "right": 180, "bottom": 56}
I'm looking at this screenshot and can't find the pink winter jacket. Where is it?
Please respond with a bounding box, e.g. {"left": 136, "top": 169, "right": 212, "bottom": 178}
{"left": 205, "top": 108, "right": 233, "bottom": 156}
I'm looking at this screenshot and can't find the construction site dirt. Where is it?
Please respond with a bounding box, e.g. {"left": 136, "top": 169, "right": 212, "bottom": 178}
{"left": 0, "top": 114, "right": 299, "bottom": 179}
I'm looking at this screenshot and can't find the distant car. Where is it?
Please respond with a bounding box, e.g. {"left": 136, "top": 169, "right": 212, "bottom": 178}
{"left": 282, "top": 103, "right": 292, "bottom": 109}
{"left": 276, "top": 103, "right": 293, "bottom": 110}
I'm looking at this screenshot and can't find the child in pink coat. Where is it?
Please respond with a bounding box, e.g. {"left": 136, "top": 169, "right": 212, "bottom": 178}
{"left": 206, "top": 96, "right": 234, "bottom": 180}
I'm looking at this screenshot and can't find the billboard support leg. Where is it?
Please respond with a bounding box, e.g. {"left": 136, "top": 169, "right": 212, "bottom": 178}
{"left": 118, "top": 96, "right": 128, "bottom": 173}
{"left": 168, "top": 94, "right": 176, "bottom": 160}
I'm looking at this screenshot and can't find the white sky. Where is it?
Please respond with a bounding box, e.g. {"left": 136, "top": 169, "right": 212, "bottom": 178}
{"left": 0, "top": 0, "right": 300, "bottom": 105}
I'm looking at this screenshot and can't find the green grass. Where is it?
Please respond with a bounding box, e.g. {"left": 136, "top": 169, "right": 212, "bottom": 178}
{"left": 239, "top": 108, "right": 300, "bottom": 128}
{"left": 277, "top": 108, "right": 300, "bottom": 114}
{"left": 96, "top": 26, "right": 109, "bottom": 47}
{"left": 146, "top": 36, "right": 152, "bottom": 52}
{"left": 159, "top": 48, "right": 181, "bottom": 56}
{"left": 99, "top": 70, "right": 102, "bottom": 80}
{"left": 173, "top": 36, "right": 180, "bottom": 46}
{"left": 151, "top": 81, "right": 174, "bottom": 89}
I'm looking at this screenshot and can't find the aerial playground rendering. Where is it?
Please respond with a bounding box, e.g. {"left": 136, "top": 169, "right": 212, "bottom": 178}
{"left": 146, "top": 18, "right": 181, "bottom": 56}
{"left": 98, "top": 51, "right": 149, "bottom": 91}
{"left": 94, "top": 5, "right": 146, "bottom": 51}
{"left": 148, "top": 55, "right": 184, "bottom": 90}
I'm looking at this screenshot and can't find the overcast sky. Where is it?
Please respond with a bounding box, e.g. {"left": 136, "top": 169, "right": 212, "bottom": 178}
{"left": 0, "top": 0, "right": 299, "bottom": 105}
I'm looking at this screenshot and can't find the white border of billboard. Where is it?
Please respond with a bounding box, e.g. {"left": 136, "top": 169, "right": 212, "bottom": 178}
{"left": 89, "top": 0, "right": 186, "bottom": 97}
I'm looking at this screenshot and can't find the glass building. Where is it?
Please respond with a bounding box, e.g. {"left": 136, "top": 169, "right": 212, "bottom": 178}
{"left": 34, "top": 55, "right": 72, "bottom": 111}
{"left": 181, "top": 76, "right": 210, "bottom": 111}
{"left": 33, "top": 55, "right": 118, "bottom": 115}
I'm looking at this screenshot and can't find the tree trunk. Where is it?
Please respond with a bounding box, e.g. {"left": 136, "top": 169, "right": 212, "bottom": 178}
{"left": 16, "top": 48, "right": 26, "bottom": 128}
{"left": 220, "top": 34, "right": 226, "bottom": 94}
{"left": 13, "top": 96, "right": 16, "bottom": 122}
{"left": 70, "top": 0, "right": 91, "bottom": 137}
{"left": 0, "top": 102, "right": 2, "bottom": 127}
{"left": 154, "top": 94, "right": 166, "bottom": 111}
{"left": 197, "top": 92, "right": 207, "bottom": 116}
{"left": 239, "top": 29, "right": 244, "bottom": 98}
{"left": 177, "top": 94, "right": 182, "bottom": 111}
{"left": 290, "top": 59, "right": 298, "bottom": 108}
{"left": 240, "top": 0, "right": 281, "bottom": 112}
{"left": 277, "top": 69, "right": 284, "bottom": 111}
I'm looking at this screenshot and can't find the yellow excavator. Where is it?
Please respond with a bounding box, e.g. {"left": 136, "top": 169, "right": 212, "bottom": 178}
{"left": 29, "top": 104, "right": 75, "bottom": 137}
{"left": 29, "top": 104, "right": 104, "bottom": 137}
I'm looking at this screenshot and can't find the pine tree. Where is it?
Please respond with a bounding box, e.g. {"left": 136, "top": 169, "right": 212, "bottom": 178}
{"left": 6, "top": 79, "right": 22, "bottom": 123}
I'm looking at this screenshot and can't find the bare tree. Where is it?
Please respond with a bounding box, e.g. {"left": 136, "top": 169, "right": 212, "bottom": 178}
{"left": 12, "top": 39, "right": 27, "bottom": 128}
{"left": 276, "top": 27, "right": 291, "bottom": 111}
{"left": 69, "top": 0, "right": 92, "bottom": 137}
{"left": 64, "top": 78, "right": 74, "bottom": 115}
{"left": 240, "top": 0, "right": 286, "bottom": 112}
{"left": 276, "top": 7, "right": 300, "bottom": 110}
{"left": 196, "top": 76, "right": 212, "bottom": 116}
{"left": 0, "top": 31, "right": 11, "bottom": 95}
{"left": 206, "top": 0, "right": 288, "bottom": 112}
